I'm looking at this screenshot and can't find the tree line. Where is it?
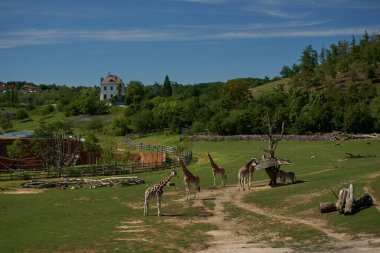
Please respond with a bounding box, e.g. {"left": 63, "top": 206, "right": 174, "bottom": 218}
{"left": 1, "top": 32, "right": 379, "bottom": 135}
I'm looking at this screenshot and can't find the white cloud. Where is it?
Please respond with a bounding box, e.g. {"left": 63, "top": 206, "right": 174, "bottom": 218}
{"left": 1, "top": 26, "right": 377, "bottom": 49}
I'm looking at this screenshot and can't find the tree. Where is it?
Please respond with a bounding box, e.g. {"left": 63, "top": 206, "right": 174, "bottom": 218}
{"left": 15, "top": 109, "right": 29, "bottom": 120}
{"left": 125, "top": 81, "right": 145, "bottom": 105}
{"left": 0, "top": 114, "right": 13, "bottom": 133}
{"left": 343, "top": 103, "right": 374, "bottom": 133}
{"left": 161, "top": 75, "right": 172, "bottom": 97}
{"left": 6, "top": 139, "right": 26, "bottom": 170}
{"left": 256, "top": 111, "right": 287, "bottom": 186}
{"left": 280, "top": 65, "right": 293, "bottom": 78}
{"left": 83, "top": 133, "right": 100, "bottom": 164}
{"left": 101, "top": 133, "right": 117, "bottom": 164}
{"left": 34, "top": 121, "right": 81, "bottom": 177}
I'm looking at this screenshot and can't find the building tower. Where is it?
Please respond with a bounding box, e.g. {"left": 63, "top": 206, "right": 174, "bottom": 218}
{"left": 99, "top": 73, "right": 125, "bottom": 104}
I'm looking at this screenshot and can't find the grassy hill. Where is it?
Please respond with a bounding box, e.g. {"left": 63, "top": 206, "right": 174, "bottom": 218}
{"left": 249, "top": 78, "right": 291, "bottom": 97}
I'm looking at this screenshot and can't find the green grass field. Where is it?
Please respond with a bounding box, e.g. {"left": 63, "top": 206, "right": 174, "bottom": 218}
{"left": 1, "top": 136, "right": 379, "bottom": 252}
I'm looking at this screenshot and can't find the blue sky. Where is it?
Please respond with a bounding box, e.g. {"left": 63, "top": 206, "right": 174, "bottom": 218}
{"left": 0, "top": 0, "right": 379, "bottom": 86}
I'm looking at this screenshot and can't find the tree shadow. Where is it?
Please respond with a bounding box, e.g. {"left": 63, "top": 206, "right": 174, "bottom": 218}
{"left": 200, "top": 197, "right": 216, "bottom": 201}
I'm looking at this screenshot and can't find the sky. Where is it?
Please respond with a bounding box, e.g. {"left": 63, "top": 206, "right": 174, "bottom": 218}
{"left": 0, "top": 0, "right": 379, "bottom": 86}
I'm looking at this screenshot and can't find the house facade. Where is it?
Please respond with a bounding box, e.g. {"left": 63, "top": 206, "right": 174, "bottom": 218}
{"left": 99, "top": 73, "right": 125, "bottom": 102}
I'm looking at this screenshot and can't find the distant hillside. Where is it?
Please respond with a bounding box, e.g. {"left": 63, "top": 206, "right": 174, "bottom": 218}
{"left": 284, "top": 32, "right": 380, "bottom": 90}
{"left": 249, "top": 78, "right": 291, "bottom": 97}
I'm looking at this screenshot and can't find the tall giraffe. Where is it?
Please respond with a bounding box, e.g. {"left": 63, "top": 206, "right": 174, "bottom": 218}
{"left": 177, "top": 157, "right": 200, "bottom": 200}
{"left": 238, "top": 158, "right": 257, "bottom": 191}
{"left": 207, "top": 153, "right": 227, "bottom": 187}
{"left": 144, "top": 170, "right": 178, "bottom": 216}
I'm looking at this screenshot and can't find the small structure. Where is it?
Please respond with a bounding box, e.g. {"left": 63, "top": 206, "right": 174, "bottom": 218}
{"left": 99, "top": 73, "right": 125, "bottom": 104}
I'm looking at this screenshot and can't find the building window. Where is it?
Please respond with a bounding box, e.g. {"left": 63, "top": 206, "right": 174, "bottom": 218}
{"left": 104, "top": 86, "right": 107, "bottom": 90}
{"left": 111, "top": 94, "right": 113, "bottom": 98}
{"left": 111, "top": 86, "right": 113, "bottom": 91}
{"left": 103, "top": 94, "right": 107, "bottom": 100}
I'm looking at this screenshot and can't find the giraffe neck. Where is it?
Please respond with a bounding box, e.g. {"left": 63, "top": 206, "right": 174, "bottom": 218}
{"left": 208, "top": 153, "right": 219, "bottom": 169}
{"left": 245, "top": 158, "right": 255, "bottom": 169}
{"left": 156, "top": 174, "right": 174, "bottom": 189}
{"left": 179, "top": 159, "right": 195, "bottom": 178}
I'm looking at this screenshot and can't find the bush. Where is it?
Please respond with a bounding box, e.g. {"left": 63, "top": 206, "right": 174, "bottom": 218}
{"left": 15, "top": 109, "right": 29, "bottom": 120}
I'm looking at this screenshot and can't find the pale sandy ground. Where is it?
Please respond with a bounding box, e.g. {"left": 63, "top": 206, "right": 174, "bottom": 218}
{"left": 181, "top": 182, "right": 380, "bottom": 253}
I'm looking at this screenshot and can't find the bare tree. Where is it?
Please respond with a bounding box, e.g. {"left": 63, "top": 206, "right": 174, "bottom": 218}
{"left": 257, "top": 112, "right": 287, "bottom": 186}
{"left": 34, "top": 121, "right": 81, "bottom": 177}
{"left": 267, "top": 113, "right": 285, "bottom": 158}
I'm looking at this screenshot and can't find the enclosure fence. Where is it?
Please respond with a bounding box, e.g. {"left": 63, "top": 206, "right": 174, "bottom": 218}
{"left": 0, "top": 137, "right": 192, "bottom": 181}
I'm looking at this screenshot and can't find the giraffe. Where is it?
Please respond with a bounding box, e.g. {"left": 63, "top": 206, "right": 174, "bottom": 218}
{"left": 143, "top": 170, "right": 178, "bottom": 216}
{"left": 238, "top": 158, "right": 257, "bottom": 191}
{"left": 177, "top": 157, "right": 200, "bottom": 200}
{"left": 207, "top": 153, "right": 227, "bottom": 187}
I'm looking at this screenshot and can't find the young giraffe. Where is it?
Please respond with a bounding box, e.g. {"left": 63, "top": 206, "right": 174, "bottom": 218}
{"left": 238, "top": 158, "right": 257, "bottom": 191}
{"left": 207, "top": 153, "right": 227, "bottom": 187}
{"left": 143, "top": 170, "right": 178, "bottom": 216}
{"left": 177, "top": 157, "right": 200, "bottom": 200}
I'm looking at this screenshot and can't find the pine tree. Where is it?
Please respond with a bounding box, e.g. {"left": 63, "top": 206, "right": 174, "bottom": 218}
{"left": 161, "top": 75, "right": 172, "bottom": 97}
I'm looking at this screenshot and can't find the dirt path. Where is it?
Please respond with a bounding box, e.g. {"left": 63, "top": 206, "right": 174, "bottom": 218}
{"left": 188, "top": 182, "right": 380, "bottom": 253}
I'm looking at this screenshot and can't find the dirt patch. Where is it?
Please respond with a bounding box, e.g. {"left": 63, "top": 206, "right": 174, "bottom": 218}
{"left": 181, "top": 182, "right": 380, "bottom": 253}
{"left": 2, "top": 188, "right": 45, "bottom": 194}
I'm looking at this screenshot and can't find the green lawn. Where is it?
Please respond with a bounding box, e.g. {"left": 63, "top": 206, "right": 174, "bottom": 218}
{"left": 1, "top": 136, "right": 379, "bottom": 252}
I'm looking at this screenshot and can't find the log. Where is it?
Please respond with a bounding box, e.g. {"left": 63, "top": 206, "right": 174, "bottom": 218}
{"left": 21, "top": 176, "right": 145, "bottom": 189}
{"left": 345, "top": 152, "right": 376, "bottom": 158}
{"left": 319, "top": 202, "right": 337, "bottom": 213}
{"left": 320, "top": 185, "right": 373, "bottom": 214}
{"left": 344, "top": 184, "right": 354, "bottom": 215}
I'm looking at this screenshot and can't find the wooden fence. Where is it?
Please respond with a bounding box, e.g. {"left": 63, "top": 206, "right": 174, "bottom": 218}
{"left": 0, "top": 138, "right": 192, "bottom": 181}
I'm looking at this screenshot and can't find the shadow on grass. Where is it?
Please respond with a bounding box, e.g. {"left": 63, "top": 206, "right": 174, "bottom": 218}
{"left": 160, "top": 213, "right": 186, "bottom": 217}
{"left": 207, "top": 185, "right": 236, "bottom": 190}
{"left": 201, "top": 197, "right": 216, "bottom": 201}
{"left": 272, "top": 180, "right": 309, "bottom": 188}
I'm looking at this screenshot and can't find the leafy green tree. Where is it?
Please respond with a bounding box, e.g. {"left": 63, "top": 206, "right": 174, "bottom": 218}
{"left": 101, "top": 133, "right": 116, "bottom": 164}
{"left": 15, "top": 109, "right": 29, "bottom": 120}
{"left": 125, "top": 81, "right": 145, "bottom": 105}
{"left": 7, "top": 139, "right": 25, "bottom": 159}
{"left": 343, "top": 103, "right": 374, "bottom": 133}
{"left": 280, "top": 65, "right": 293, "bottom": 78}
{"left": 83, "top": 133, "right": 100, "bottom": 164}
{"left": 370, "top": 95, "right": 380, "bottom": 131}
{"left": 0, "top": 114, "right": 13, "bottom": 133}
{"left": 6, "top": 139, "right": 26, "bottom": 170}
{"left": 153, "top": 99, "right": 185, "bottom": 133}
{"left": 129, "top": 109, "right": 155, "bottom": 133}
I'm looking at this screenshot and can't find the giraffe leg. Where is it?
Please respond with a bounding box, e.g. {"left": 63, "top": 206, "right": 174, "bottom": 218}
{"left": 144, "top": 195, "right": 149, "bottom": 216}
{"left": 157, "top": 195, "right": 162, "bottom": 216}
{"left": 185, "top": 183, "right": 190, "bottom": 200}
{"left": 213, "top": 173, "right": 216, "bottom": 187}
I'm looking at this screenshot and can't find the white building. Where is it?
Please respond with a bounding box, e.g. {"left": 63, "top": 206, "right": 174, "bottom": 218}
{"left": 99, "top": 73, "right": 125, "bottom": 102}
